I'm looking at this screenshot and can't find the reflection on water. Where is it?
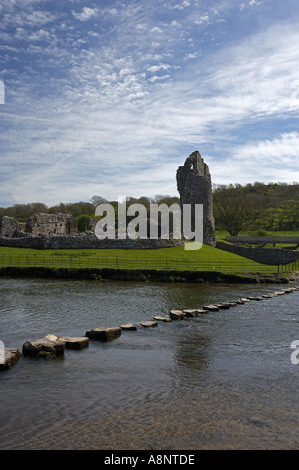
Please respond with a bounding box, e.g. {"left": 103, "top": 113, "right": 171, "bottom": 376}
{"left": 0, "top": 277, "right": 298, "bottom": 449}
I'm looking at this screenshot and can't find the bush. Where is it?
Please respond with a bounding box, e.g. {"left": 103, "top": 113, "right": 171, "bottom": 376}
{"left": 77, "top": 214, "right": 91, "bottom": 232}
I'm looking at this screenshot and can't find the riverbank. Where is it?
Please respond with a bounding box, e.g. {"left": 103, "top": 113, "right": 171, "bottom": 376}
{"left": 0, "top": 265, "right": 291, "bottom": 283}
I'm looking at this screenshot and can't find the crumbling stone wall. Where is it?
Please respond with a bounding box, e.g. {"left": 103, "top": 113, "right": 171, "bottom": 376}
{"left": 0, "top": 216, "right": 25, "bottom": 238}
{"left": 26, "top": 213, "right": 78, "bottom": 236}
{"left": 176, "top": 151, "right": 216, "bottom": 246}
{"left": 0, "top": 232, "right": 183, "bottom": 250}
{"left": 216, "top": 240, "right": 299, "bottom": 265}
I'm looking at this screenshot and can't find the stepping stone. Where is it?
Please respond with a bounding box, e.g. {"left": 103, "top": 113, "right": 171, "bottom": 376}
{"left": 23, "top": 337, "right": 65, "bottom": 358}
{"left": 169, "top": 310, "right": 186, "bottom": 320}
{"left": 216, "top": 303, "right": 230, "bottom": 309}
{"left": 228, "top": 301, "right": 237, "bottom": 306}
{"left": 44, "top": 334, "right": 58, "bottom": 341}
{"left": 58, "top": 336, "right": 89, "bottom": 350}
{"left": 262, "top": 294, "right": 274, "bottom": 298}
{"left": 0, "top": 348, "right": 20, "bottom": 371}
{"left": 196, "top": 309, "right": 209, "bottom": 314}
{"left": 247, "top": 296, "right": 263, "bottom": 301}
{"left": 182, "top": 309, "right": 198, "bottom": 317}
{"left": 203, "top": 305, "right": 220, "bottom": 311}
{"left": 120, "top": 323, "right": 137, "bottom": 330}
{"left": 240, "top": 298, "right": 251, "bottom": 302}
{"left": 153, "top": 316, "right": 172, "bottom": 322}
{"left": 86, "top": 327, "right": 122, "bottom": 341}
{"left": 234, "top": 300, "right": 245, "bottom": 305}
{"left": 139, "top": 321, "right": 158, "bottom": 328}
{"left": 275, "top": 291, "right": 285, "bottom": 295}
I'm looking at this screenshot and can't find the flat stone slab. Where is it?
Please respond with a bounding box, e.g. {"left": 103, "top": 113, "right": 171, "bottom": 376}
{"left": 196, "top": 309, "right": 209, "bottom": 314}
{"left": 246, "top": 296, "right": 263, "bottom": 301}
{"left": 169, "top": 310, "right": 186, "bottom": 320}
{"left": 216, "top": 303, "right": 230, "bottom": 309}
{"left": 153, "top": 316, "right": 172, "bottom": 322}
{"left": 86, "top": 327, "right": 122, "bottom": 341}
{"left": 182, "top": 309, "right": 198, "bottom": 317}
{"left": 120, "top": 324, "right": 137, "bottom": 330}
{"left": 58, "top": 336, "right": 89, "bottom": 349}
{"left": 23, "top": 337, "right": 65, "bottom": 358}
{"left": 0, "top": 348, "right": 20, "bottom": 371}
{"left": 139, "top": 321, "right": 158, "bottom": 328}
{"left": 203, "top": 305, "right": 220, "bottom": 311}
{"left": 240, "top": 298, "right": 251, "bottom": 302}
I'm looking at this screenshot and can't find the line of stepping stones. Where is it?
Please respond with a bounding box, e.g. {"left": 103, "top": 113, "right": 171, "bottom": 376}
{"left": 1, "top": 286, "right": 298, "bottom": 371}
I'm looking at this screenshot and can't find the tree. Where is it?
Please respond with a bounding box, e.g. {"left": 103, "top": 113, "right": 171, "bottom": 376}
{"left": 213, "top": 185, "right": 256, "bottom": 236}
{"left": 91, "top": 195, "right": 108, "bottom": 206}
{"left": 77, "top": 214, "right": 92, "bottom": 232}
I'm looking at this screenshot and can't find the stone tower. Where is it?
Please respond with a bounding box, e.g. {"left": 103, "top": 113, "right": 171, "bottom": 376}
{"left": 176, "top": 150, "right": 216, "bottom": 246}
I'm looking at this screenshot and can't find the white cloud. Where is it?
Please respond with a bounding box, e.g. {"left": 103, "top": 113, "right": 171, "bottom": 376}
{"left": 28, "top": 29, "right": 51, "bottom": 41}
{"left": 1, "top": 0, "right": 299, "bottom": 205}
{"left": 109, "top": 8, "right": 118, "bottom": 16}
{"left": 194, "top": 15, "right": 209, "bottom": 24}
{"left": 72, "top": 7, "right": 99, "bottom": 21}
{"left": 148, "top": 74, "right": 170, "bottom": 83}
{"left": 147, "top": 64, "right": 171, "bottom": 73}
{"left": 172, "top": 1, "right": 191, "bottom": 10}
{"left": 234, "top": 132, "right": 299, "bottom": 163}
{"left": 211, "top": 133, "right": 299, "bottom": 185}
{"left": 150, "top": 26, "right": 163, "bottom": 34}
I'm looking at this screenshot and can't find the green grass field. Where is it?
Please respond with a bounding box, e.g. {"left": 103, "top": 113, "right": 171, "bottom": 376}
{"left": 0, "top": 243, "right": 297, "bottom": 275}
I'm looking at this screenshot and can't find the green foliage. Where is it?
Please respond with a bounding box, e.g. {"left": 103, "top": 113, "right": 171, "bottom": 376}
{"left": 77, "top": 214, "right": 92, "bottom": 232}
{"left": 213, "top": 182, "right": 299, "bottom": 234}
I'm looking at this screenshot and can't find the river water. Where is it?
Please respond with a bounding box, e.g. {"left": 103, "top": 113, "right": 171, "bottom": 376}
{"left": 0, "top": 277, "right": 298, "bottom": 450}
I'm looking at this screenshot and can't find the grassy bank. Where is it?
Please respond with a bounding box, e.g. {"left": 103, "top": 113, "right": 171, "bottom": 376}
{"left": 0, "top": 243, "right": 296, "bottom": 276}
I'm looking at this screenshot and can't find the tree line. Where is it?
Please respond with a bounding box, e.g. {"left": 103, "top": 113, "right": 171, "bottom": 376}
{"left": 0, "top": 182, "right": 298, "bottom": 235}
{"left": 213, "top": 182, "right": 299, "bottom": 235}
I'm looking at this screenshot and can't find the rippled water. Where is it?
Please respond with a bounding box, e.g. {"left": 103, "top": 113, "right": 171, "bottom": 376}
{"left": 0, "top": 277, "right": 298, "bottom": 450}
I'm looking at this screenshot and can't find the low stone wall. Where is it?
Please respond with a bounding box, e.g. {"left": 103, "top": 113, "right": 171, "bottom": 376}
{"left": 0, "top": 231, "right": 184, "bottom": 250}
{"left": 216, "top": 241, "right": 299, "bottom": 265}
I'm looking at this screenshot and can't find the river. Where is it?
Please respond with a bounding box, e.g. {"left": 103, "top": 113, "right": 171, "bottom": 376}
{"left": 0, "top": 277, "right": 298, "bottom": 450}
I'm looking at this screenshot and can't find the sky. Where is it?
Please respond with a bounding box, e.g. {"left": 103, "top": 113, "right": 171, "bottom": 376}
{"left": 0, "top": 0, "right": 299, "bottom": 207}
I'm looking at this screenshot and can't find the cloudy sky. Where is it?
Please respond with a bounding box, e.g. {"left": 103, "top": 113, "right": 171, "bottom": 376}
{"left": 0, "top": 0, "right": 299, "bottom": 207}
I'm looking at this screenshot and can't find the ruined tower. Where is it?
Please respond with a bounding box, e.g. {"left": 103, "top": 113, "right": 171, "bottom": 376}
{"left": 176, "top": 150, "right": 216, "bottom": 246}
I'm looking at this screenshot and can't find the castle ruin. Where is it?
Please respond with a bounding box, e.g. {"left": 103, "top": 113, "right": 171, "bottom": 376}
{"left": 26, "top": 213, "right": 78, "bottom": 236}
{"left": 176, "top": 150, "right": 216, "bottom": 246}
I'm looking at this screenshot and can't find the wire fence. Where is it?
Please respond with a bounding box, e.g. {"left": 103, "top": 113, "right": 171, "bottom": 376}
{"left": 0, "top": 252, "right": 298, "bottom": 274}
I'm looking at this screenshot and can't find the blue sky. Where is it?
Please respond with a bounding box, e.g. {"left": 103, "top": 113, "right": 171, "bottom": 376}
{"left": 0, "top": 0, "right": 299, "bottom": 207}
